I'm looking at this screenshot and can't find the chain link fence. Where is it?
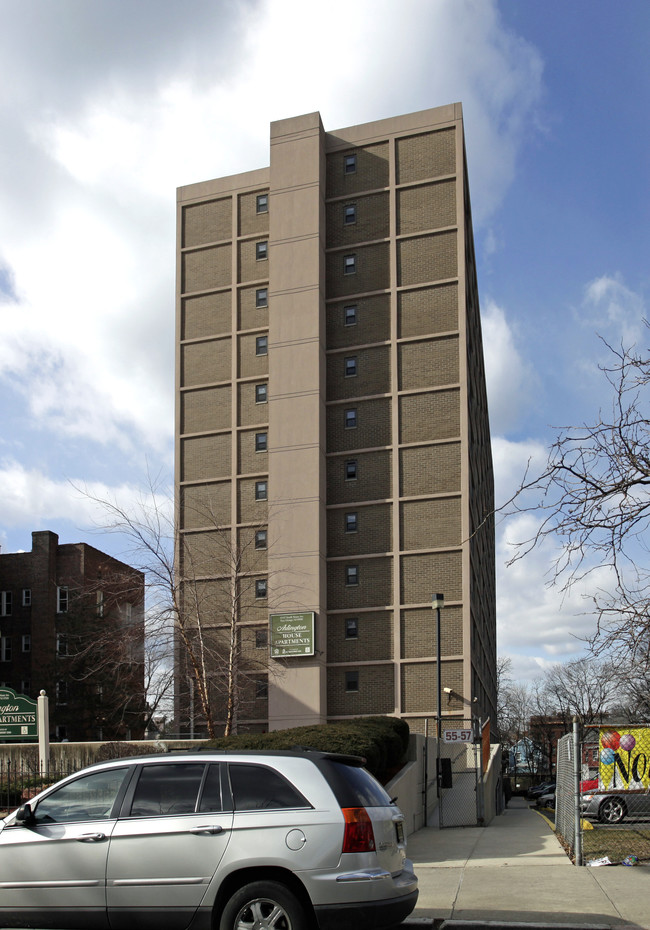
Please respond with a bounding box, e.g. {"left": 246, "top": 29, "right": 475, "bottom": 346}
{"left": 553, "top": 726, "right": 650, "bottom": 865}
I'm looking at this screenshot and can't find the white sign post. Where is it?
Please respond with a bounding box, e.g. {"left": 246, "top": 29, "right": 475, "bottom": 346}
{"left": 37, "top": 691, "right": 49, "bottom": 775}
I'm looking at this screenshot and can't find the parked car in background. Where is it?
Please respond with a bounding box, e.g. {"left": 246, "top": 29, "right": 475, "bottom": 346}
{"left": 581, "top": 788, "right": 650, "bottom": 825}
{"left": 535, "top": 785, "right": 557, "bottom": 809}
{"left": 527, "top": 781, "right": 555, "bottom": 800}
{"left": 0, "top": 750, "right": 418, "bottom": 930}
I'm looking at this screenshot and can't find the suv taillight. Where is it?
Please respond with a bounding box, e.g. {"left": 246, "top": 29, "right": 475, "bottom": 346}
{"left": 341, "top": 807, "right": 375, "bottom": 853}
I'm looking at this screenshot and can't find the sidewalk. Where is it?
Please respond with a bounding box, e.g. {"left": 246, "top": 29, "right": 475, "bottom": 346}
{"left": 402, "top": 796, "right": 650, "bottom": 929}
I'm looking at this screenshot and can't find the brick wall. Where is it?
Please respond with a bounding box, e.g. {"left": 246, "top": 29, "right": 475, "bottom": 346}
{"left": 238, "top": 429, "right": 268, "bottom": 474}
{"left": 398, "top": 231, "right": 458, "bottom": 286}
{"left": 397, "top": 179, "right": 456, "bottom": 234}
{"left": 238, "top": 239, "right": 269, "bottom": 284}
{"left": 327, "top": 664, "right": 395, "bottom": 716}
{"left": 327, "top": 397, "right": 391, "bottom": 453}
{"left": 326, "top": 242, "right": 390, "bottom": 299}
{"left": 181, "top": 337, "right": 232, "bottom": 387}
{"left": 327, "top": 556, "right": 392, "bottom": 610}
{"left": 326, "top": 293, "right": 391, "bottom": 349}
{"left": 182, "top": 290, "right": 231, "bottom": 340}
{"left": 327, "top": 502, "right": 392, "bottom": 557}
{"left": 400, "top": 497, "right": 461, "bottom": 550}
{"left": 400, "top": 658, "right": 464, "bottom": 714}
{"left": 181, "top": 385, "right": 232, "bottom": 434}
{"left": 238, "top": 190, "right": 269, "bottom": 237}
{"left": 400, "top": 442, "right": 461, "bottom": 496}
{"left": 181, "top": 433, "right": 232, "bottom": 482}
{"left": 182, "top": 197, "right": 232, "bottom": 248}
{"left": 238, "top": 333, "right": 269, "bottom": 378}
{"left": 398, "top": 283, "right": 458, "bottom": 338}
{"left": 238, "top": 380, "right": 268, "bottom": 427}
{"left": 399, "top": 388, "right": 460, "bottom": 443}
{"left": 238, "top": 285, "right": 267, "bottom": 331}
{"left": 400, "top": 551, "right": 462, "bottom": 603}
{"left": 326, "top": 449, "right": 392, "bottom": 504}
{"left": 398, "top": 335, "right": 459, "bottom": 390}
{"left": 326, "top": 344, "right": 390, "bottom": 401}
{"left": 326, "top": 191, "right": 390, "bottom": 248}
{"left": 238, "top": 478, "right": 269, "bottom": 524}
{"left": 395, "top": 127, "right": 456, "bottom": 183}
{"left": 327, "top": 610, "right": 393, "bottom": 662}
{"left": 400, "top": 605, "right": 463, "bottom": 659}
{"left": 183, "top": 243, "right": 232, "bottom": 293}
{"left": 326, "top": 142, "right": 390, "bottom": 197}
{"left": 180, "top": 482, "right": 232, "bottom": 529}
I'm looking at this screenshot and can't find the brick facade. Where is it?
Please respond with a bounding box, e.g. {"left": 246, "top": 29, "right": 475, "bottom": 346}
{"left": 176, "top": 105, "right": 496, "bottom": 735}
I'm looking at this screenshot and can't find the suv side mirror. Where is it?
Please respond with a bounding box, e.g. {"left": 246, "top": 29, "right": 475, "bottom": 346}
{"left": 15, "top": 803, "right": 35, "bottom": 826}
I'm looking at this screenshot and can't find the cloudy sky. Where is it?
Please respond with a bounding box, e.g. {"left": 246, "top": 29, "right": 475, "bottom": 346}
{"left": 1, "top": 0, "right": 648, "bottom": 685}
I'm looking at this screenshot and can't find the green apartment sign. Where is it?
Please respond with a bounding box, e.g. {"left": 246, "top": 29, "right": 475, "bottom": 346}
{"left": 0, "top": 687, "right": 38, "bottom": 739}
{"left": 270, "top": 612, "right": 315, "bottom": 657}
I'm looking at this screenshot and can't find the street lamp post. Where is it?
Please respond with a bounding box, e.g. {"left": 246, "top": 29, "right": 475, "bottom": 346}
{"left": 432, "top": 593, "right": 444, "bottom": 802}
{"left": 432, "top": 593, "right": 444, "bottom": 740}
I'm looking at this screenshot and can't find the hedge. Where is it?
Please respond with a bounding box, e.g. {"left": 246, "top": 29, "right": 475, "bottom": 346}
{"left": 202, "top": 715, "right": 410, "bottom": 781}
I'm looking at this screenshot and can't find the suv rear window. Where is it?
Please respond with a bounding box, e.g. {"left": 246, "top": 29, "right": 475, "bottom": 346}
{"left": 317, "top": 760, "right": 393, "bottom": 807}
{"left": 228, "top": 763, "right": 310, "bottom": 811}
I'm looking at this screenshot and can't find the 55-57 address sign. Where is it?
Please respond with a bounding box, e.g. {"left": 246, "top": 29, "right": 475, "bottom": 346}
{"left": 442, "top": 729, "right": 472, "bottom": 743}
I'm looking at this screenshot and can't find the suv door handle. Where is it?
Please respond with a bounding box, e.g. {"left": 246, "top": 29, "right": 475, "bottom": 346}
{"left": 190, "top": 825, "right": 224, "bottom": 835}
{"left": 76, "top": 833, "right": 106, "bottom": 842}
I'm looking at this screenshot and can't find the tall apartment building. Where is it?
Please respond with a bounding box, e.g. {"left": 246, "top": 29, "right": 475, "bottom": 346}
{"left": 0, "top": 531, "right": 145, "bottom": 741}
{"left": 175, "top": 104, "right": 496, "bottom": 736}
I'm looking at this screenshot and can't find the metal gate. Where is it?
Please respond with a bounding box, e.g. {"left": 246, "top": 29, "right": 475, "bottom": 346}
{"left": 438, "top": 719, "right": 482, "bottom": 828}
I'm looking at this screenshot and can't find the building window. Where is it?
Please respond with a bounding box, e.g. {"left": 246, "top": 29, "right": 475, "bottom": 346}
{"left": 256, "top": 335, "right": 268, "bottom": 356}
{"left": 255, "top": 432, "right": 268, "bottom": 452}
{"left": 256, "top": 241, "right": 268, "bottom": 261}
{"left": 21, "top": 680, "right": 30, "bottom": 694}
{"left": 22, "top": 589, "right": 31, "bottom": 607}
{"left": 255, "top": 383, "right": 268, "bottom": 404}
{"left": 56, "top": 586, "right": 68, "bottom": 613}
{"left": 255, "top": 679, "right": 269, "bottom": 700}
{"left": 344, "top": 356, "right": 357, "bottom": 378}
{"left": 97, "top": 591, "right": 104, "bottom": 618}
{"left": 343, "top": 254, "right": 356, "bottom": 275}
{"left": 256, "top": 193, "right": 268, "bottom": 214}
{"left": 344, "top": 204, "right": 357, "bottom": 225}
{"left": 56, "top": 681, "right": 68, "bottom": 705}
{"left": 345, "top": 512, "right": 358, "bottom": 533}
{"left": 0, "top": 591, "right": 11, "bottom": 617}
{"left": 344, "top": 408, "right": 357, "bottom": 429}
{"left": 345, "top": 670, "right": 359, "bottom": 692}
{"left": 0, "top": 637, "right": 11, "bottom": 662}
{"left": 344, "top": 154, "right": 357, "bottom": 174}
{"left": 255, "top": 529, "right": 267, "bottom": 550}
{"left": 344, "top": 304, "right": 357, "bottom": 326}
{"left": 56, "top": 633, "right": 68, "bottom": 656}
{"left": 345, "top": 459, "right": 358, "bottom": 480}
{"left": 345, "top": 617, "right": 359, "bottom": 639}
{"left": 256, "top": 629, "right": 268, "bottom": 648}
{"left": 255, "top": 579, "right": 267, "bottom": 599}
{"left": 255, "top": 480, "right": 267, "bottom": 501}
{"left": 345, "top": 565, "right": 359, "bottom": 586}
{"left": 256, "top": 287, "right": 268, "bottom": 308}
{"left": 22, "top": 635, "right": 31, "bottom": 653}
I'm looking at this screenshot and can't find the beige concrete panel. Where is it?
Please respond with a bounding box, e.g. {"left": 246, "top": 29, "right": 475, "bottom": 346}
{"left": 271, "top": 236, "right": 322, "bottom": 295}
{"left": 271, "top": 186, "right": 321, "bottom": 246}
{"left": 268, "top": 447, "right": 323, "bottom": 504}
{"left": 270, "top": 289, "right": 322, "bottom": 346}
{"left": 270, "top": 394, "right": 321, "bottom": 450}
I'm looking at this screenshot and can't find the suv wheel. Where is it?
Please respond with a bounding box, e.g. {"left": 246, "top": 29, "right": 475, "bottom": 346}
{"left": 220, "top": 880, "right": 308, "bottom": 930}
{"left": 598, "top": 796, "right": 626, "bottom": 824}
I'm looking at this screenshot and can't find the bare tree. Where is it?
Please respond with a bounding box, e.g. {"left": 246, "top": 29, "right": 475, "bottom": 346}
{"left": 541, "top": 657, "right": 616, "bottom": 731}
{"left": 80, "top": 478, "right": 287, "bottom": 739}
{"left": 504, "top": 334, "right": 650, "bottom": 670}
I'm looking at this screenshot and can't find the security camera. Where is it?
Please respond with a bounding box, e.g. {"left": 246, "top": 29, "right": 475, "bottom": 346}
{"left": 443, "top": 687, "right": 453, "bottom": 694}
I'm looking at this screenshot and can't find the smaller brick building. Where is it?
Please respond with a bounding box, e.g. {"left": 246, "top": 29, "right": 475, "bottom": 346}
{"left": 0, "top": 530, "right": 145, "bottom": 741}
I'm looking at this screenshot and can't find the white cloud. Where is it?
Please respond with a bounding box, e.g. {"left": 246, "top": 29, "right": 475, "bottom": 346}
{"left": 582, "top": 275, "right": 646, "bottom": 348}
{"left": 483, "top": 300, "right": 536, "bottom": 435}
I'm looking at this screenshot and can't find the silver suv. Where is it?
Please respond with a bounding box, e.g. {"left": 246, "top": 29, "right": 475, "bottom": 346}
{"left": 0, "top": 749, "right": 418, "bottom": 930}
